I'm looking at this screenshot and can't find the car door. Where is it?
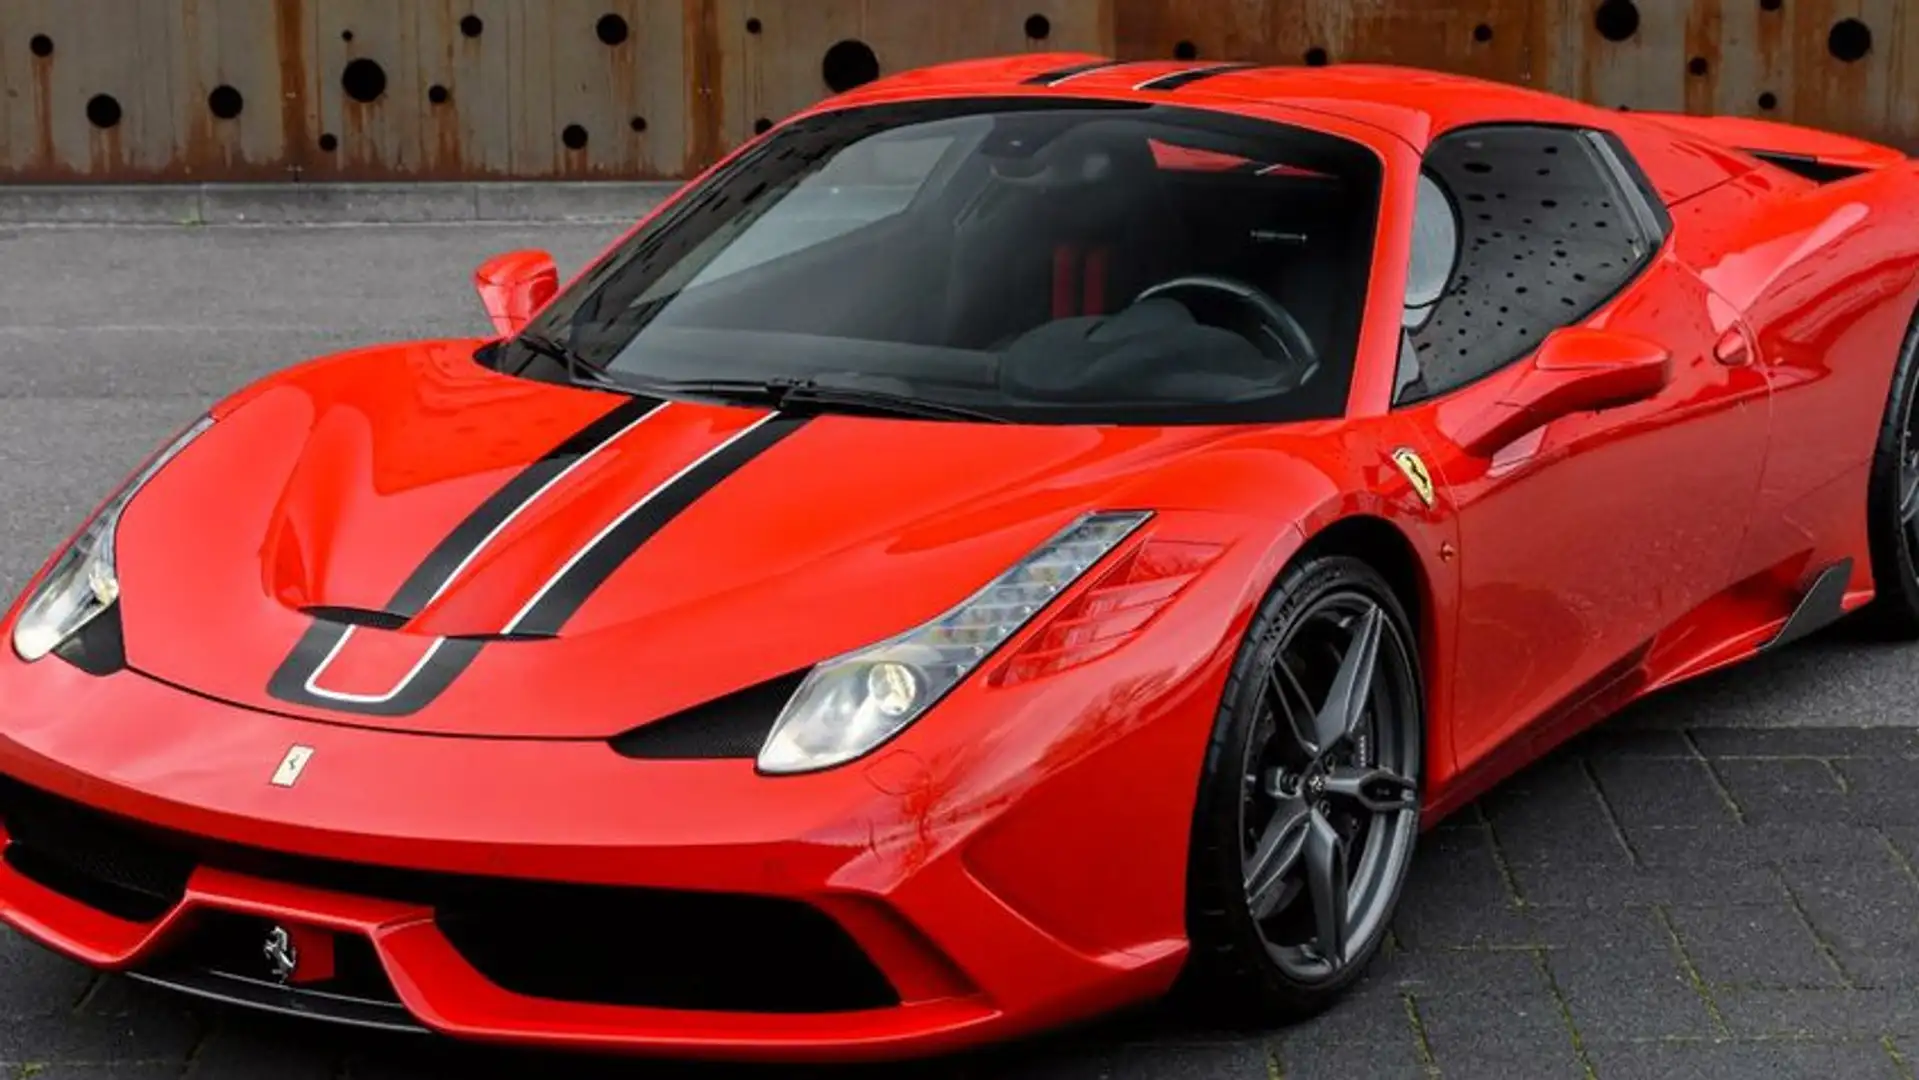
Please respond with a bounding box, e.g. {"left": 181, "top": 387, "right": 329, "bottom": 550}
{"left": 1394, "top": 125, "right": 1771, "bottom": 768}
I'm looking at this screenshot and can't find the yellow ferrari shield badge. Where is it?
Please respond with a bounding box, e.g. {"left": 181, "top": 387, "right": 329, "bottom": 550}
{"left": 1391, "top": 448, "right": 1436, "bottom": 508}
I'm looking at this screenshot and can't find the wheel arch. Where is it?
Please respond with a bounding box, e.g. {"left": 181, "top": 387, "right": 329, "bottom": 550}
{"left": 1294, "top": 515, "right": 1429, "bottom": 646}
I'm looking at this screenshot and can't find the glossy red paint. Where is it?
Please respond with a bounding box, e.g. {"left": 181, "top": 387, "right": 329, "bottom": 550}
{"left": 1445, "top": 327, "right": 1673, "bottom": 456}
{"left": 472, "top": 250, "right": 559, "bottom": 337}
{"left": 4, "top": 58, "right": 1919, "bottom": 1060}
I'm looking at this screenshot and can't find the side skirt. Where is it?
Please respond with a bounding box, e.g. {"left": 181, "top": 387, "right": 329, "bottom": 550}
{"left": 1425, "top": 555, "right": 1861, "bottom": 823}
{"left": 1424, "top": 641, "right": 1653, "bottom": 823}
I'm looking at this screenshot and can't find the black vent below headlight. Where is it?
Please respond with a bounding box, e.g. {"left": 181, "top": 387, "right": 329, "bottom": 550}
{"left": 52, "top": 605, "right": 126, "bottom": 676}
{"left": 608, "top": 670, "right": 808, "bottom": 760}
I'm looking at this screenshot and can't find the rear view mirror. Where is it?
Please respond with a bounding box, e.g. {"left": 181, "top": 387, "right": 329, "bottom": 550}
{"left": 473, "top": 250, "right": 559, "bottom": 337}
{"left": 1457, "top": 327, "right": 1672, "bottom": 455}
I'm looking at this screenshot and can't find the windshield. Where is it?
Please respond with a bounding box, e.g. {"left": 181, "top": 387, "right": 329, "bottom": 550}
{"left": 499, "top": 99, "right": 1382, "bottom": 424}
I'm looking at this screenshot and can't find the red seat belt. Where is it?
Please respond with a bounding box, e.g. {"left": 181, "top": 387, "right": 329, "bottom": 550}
{"left": 1052, "top": 245, "right": 1079, "bottom": 319}
{"left": 1083, "top": 247, "right": 1109, "bottom": 315}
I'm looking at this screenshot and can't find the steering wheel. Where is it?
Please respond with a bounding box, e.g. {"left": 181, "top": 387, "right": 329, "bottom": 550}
{"left": 1133, "top": 275, "right": 1318, "bottom": 380}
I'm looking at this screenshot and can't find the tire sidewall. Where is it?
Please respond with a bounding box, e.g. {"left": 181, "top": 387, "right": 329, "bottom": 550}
{"left": 1866, "top": 310, "right": 1919, "bottom": 633}
{"left": 1185, "top": 553, "right": 1425, "bottom": 1014}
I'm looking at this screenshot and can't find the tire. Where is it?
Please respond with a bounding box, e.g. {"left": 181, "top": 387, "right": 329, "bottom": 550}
{"left": 1862, "top": 308, "right": 1919, "bottom": 639}
{"left": 1181, "top": 554, "right": 1424, "bottom": 1025}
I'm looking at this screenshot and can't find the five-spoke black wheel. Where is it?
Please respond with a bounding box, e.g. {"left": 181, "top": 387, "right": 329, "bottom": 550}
{"left": 1184, "top": 554, "right": 1422, "bottom": 1022}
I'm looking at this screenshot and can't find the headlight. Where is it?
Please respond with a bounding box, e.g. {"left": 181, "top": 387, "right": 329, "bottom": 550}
{"left": 756, "top": 510, "right": 1150, "bottom": 775}
{"left": 11, "top": 417, "right": 213, "bottom": 662}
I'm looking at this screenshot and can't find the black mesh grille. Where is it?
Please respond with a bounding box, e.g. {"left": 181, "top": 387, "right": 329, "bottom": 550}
{"left": 0, "top": 775, "right": 898, "bottom": 1013}
{"left": 51, "top": 604, "right": 126, "bottom": 676}
{"left": 608, "top": 670, "right": 807, "bottom": 760}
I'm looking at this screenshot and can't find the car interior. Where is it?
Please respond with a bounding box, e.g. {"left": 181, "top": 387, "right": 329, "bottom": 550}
{"left": 558, "top": 105, "right": 1381, "bottom": 423}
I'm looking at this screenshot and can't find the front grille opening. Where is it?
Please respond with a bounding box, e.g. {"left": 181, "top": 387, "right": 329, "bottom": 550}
{"left": 0, "top": 776, "right": 899, "bottom": 1014}
{"left": 438, "top": 883, "right": 899, "bottom": 1013}
{"left": 0, "top": 783, "right": 191, "bottom": 922}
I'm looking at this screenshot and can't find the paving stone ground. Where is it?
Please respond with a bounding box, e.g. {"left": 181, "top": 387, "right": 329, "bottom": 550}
{"left": 2, "top": 222, "right": 1918, "bottom": 1078}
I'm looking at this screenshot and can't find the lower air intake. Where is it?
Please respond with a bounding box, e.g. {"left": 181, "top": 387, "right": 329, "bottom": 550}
{"left": 0, "top": 774, "right": 898, "bottom": 1014}
{"left": 0, "top": 778, "right": 191, "bottom": 922}
{"left": 437, "top": 881, "right": 900, "bottom": 1012}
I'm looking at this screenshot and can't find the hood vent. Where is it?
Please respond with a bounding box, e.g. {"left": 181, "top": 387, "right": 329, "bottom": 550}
{"left": 300, "top": 605, "right": 409, "bottom": 631}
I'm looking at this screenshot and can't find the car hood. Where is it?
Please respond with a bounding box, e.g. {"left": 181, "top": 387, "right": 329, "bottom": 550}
{"left": 114, "top": 340, "right": 1260, "bottom": 738}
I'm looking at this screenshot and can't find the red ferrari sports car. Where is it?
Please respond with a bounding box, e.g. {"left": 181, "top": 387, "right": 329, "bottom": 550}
{"left": 4, "top": 54, "right": 1919, "bottom": 1061}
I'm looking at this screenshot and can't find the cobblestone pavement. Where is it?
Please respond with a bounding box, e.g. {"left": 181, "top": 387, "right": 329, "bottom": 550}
{"left": 2, "top": 222, "right": 1918, "bottom": 1078}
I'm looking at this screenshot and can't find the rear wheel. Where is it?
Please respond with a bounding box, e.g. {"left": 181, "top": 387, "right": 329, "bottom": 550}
{"left": 1182, "top": 555, "right": 1422, "bottom": 1024}
{"left": 1863, "top": 310, "right": 1919, "bottom": 638}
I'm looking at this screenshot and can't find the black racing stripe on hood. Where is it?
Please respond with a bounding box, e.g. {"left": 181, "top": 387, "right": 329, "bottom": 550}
{"left": 267, "top": 625, "right": 485, "bottom": 718}
{"left": 266, "top": 395, "right": 660, "bottom": 717}
{"left": 266, "top": 408, "right": 806, "bottom": 718}
{"left": 508, "top": 414, "right": 810, "bottom": 638}
{"left": 383, "top": 396, "right": 664, "bottom": 617}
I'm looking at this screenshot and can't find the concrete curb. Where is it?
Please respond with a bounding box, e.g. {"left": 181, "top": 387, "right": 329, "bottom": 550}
{"left": 0, "top": 182, "right": 681, "bottom": 226}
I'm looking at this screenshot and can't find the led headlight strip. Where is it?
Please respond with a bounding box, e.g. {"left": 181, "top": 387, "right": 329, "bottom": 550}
{"left": 757, "top": 510, "right": 1152, "bottom": 774}
{"left": 12, "top": 417, "right": 214, "bottom": 663}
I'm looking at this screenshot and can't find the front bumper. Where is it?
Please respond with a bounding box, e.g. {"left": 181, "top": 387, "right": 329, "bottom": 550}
{"left": 0, "top": 654, "right": 1200, "bottom": 1061}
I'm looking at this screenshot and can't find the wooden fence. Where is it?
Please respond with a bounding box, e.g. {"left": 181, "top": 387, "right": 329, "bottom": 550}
{"left": 0, "top": 0, "right": 1908, "bottom": 182}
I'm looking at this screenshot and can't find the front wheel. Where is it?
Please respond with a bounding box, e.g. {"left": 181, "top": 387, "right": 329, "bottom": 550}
{"left": 1182, "top": 555, "right": 1424, "bottom": 1024}
{"left": 1863, "top": 309, "right": 1919, "bottom": 639}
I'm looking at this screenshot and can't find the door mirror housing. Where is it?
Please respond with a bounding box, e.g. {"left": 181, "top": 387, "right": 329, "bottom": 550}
{"left": 473, "top": 250, "right": 559, "bottom": 337}
{"left": 1454, "top": 327, "right": 1672, "bottom": 455}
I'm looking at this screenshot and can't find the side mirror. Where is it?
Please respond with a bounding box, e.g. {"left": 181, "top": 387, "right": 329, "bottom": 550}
{"left": 1456, "top": 327, "right": 1672, "bottom": 455}
{"left": 473, "top": 250, "right": 559, "bottom": 337}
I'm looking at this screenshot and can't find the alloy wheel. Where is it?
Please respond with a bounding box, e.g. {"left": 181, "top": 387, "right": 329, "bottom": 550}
{"left": 1237, "top": 592, "right": 1419, "bottom": 982}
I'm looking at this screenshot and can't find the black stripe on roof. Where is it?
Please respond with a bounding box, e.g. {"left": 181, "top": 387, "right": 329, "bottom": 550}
{"left": 1135, "top": 63, "right": 1259, "bottom": 91}
{"left": 1021, "top": 59, "right": 1123, "bottom": 86}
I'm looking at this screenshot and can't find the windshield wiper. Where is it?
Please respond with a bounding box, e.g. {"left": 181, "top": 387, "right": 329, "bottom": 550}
{"left": 784, "top": 382, "right": 1010, "bottom": 424}
{"left": 515, "top": 332, "right": 629, "bottom": 393}
{"left": 630, "top": 377, "right": 1010, "bottom": 424}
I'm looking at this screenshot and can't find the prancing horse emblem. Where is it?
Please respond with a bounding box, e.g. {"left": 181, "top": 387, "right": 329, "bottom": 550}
{"left": 1391, "top": 447, "right": 1437, "bottom": 509}
{"left": 270, "top": 745, "right": 314, "bottom": 788}
{"left": 263, "top": 925, "right": 298, "bottom": 983}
